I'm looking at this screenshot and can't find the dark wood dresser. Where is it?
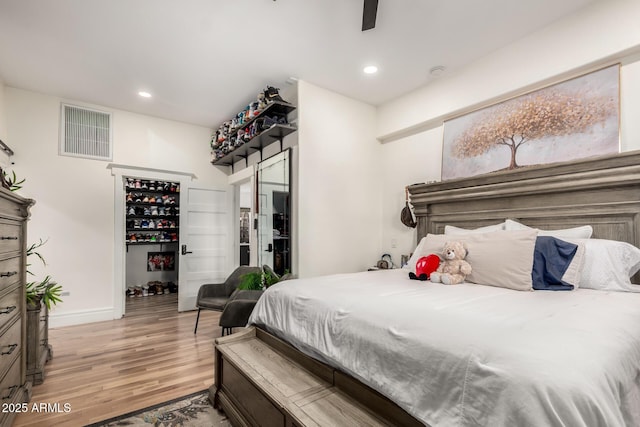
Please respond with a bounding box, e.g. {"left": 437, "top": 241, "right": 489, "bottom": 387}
{"left": 0, "top": 187, "right": 34, "bottom": 426}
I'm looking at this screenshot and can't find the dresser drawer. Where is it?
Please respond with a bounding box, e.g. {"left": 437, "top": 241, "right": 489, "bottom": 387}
{"left": 0, "top": 284, "right": 20, "bottom": 332}
{"left": 0, "top": 257, "right": 20, "bottom": 290}
{"left": 0, "top": 356, "right": 22, "bottom": 403}
{"left": 0, "top": 319, "right": 20, "bottom": 381}
{"left": 0, "top": 223, "right": 21, "bottom": 255}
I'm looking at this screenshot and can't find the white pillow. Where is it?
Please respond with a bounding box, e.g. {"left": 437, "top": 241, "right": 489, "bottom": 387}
{"left": 410, "top": 230, "right": 538, "bottom": 291}
{"left": 405, "top": 236, "right": 430, "bottom": 271}
{"left": 444, "top": 222, "right": 506, "bottom": 235}
{"left": 505, "top": 219, "right": 593, "bottom": 239}
{"left": 405, "top": 222, "right": 506, "bottom": 270}
{"left": 564, "top": 238, "right": 640, "bottom": 292}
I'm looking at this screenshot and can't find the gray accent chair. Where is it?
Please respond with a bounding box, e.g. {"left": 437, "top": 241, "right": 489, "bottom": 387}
{"left": 218, "top": 266, "right": 298, "bottom": 335}
{"left": 219, "top": 289, "right": 264, "bottom": 336}
{"left": 193, "top": 265, "right": 261, "bottom": 334}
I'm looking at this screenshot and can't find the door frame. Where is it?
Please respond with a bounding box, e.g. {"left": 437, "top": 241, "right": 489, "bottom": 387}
{"left": 256, "top": 149, "right": 292, "bottom": 275}
{"left": 108, "top": 164, "right": 196, "bottom": 319}
{"left": 228, "top": 165, "right": 256, "bottom": 267}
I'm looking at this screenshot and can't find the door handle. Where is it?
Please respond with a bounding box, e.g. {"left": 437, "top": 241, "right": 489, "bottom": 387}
{"left": 265, "top": 243, "right": 273, "bottom": 253}
{"left": 181, "top": 245, "right": 192, "bottom": 255}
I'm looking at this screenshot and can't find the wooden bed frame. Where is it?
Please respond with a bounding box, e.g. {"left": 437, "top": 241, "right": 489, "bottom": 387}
{"left": 211, "top": 150, "right": 640, "bottom": 426}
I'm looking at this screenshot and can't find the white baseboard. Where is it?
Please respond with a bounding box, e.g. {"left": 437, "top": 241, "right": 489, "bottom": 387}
{"left": 49, "top": 307, "right": 117, "bottom": 328}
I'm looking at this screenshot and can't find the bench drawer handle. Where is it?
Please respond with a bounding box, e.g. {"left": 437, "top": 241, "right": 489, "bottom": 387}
{"left": 0, "top": 237, "right": 18, "bottom": 241}
{"left": 0, "top": 272, "right": 17, "bottom": 278}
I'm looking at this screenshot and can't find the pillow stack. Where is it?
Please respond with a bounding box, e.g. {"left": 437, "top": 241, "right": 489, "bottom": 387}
{"left": 406, "top": 219, "right": 640, "bottom": 292}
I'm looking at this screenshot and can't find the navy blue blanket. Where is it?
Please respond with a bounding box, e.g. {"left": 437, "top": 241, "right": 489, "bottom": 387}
{"left": 532, "top": 236, "right": 578, "bottom": 291}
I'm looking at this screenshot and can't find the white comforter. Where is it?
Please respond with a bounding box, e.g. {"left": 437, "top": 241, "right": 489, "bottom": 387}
{"left": 248, "top": 269, "right": 640, "bottom": 426}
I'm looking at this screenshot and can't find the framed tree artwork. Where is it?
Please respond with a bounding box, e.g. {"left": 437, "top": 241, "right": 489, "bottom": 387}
{"left": 441, "top": 65, "right": 620, "bottom": 181}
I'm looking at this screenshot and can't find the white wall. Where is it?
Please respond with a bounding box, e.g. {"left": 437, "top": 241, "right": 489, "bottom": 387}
{"left": 377, "top": 0, "right": 640, "bottom": 141}
{"left": 0, "top": 77, "right": 11, "bottom": 167}
{"left": 379, "top": 128, "right": 442, "bottom": 265}
{"left": 297, "top": 81, "right": 381, "bottom": 277}
{"left": 377, "top": 0, "right": 640, "bottom": 262}
{"left": 5, "top": 87, "right": 228, "bottom": 326}
{"left": 0, "top": 76, "right": 6, "bottom": 142}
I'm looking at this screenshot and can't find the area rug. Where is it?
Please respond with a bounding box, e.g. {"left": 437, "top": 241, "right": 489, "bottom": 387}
{"left": 86, "top": 390, "right": 231, "bottom": 427}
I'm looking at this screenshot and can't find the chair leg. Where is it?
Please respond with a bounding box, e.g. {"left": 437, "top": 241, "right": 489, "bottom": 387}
{"left": 194, "top": 308, "right": 201, "bottom": 334}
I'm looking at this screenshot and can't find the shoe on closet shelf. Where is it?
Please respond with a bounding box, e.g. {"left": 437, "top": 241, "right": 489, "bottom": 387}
{"left": 148, "top": 196, "right": 156, "bottom": 204}
{"left": 143, "top": 207, "right": 151, "bottom": 215}
{"left": 150, "top": 206, "right": 158, "bottom": 216}
{"left": 148, "top": 181, "right": 156, "bottom": 191}
{"left": 142, "top": 284, "right": 149, "bottom": 297}
{"left": 148, "top": 219, "right": 155, "bottom": 229}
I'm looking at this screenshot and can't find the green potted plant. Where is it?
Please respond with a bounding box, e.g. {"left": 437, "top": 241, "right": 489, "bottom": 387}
{"left": 237, "top": 267, "right": 284, "bottom": 291}
{"left": 25, "top": 238, "right": 62, "bottom": 384}
{"left": 26, "top": 239, "right": 63, "bottom": 308}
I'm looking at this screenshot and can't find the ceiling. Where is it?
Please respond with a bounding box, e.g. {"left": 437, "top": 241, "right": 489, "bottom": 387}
{"left": 0, "top": 0, "right": 600, "bottom": 130}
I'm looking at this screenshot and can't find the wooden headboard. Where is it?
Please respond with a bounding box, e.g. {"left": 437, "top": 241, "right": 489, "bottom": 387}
{"left": 408, "top": 150, "right": 640, "bottom": 249}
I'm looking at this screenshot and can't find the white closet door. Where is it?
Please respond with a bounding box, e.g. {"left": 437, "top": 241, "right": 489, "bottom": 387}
{"left": 178, "top": 186, "right": 228, "bottom": 311}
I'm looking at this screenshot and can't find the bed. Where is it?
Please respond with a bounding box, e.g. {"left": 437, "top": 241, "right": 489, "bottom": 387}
{"left": 214, "top": 150, "right": 640, "bottom": 426}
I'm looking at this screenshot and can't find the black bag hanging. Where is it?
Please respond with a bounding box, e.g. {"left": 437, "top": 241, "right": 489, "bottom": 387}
{"left": 400, "top": 187, "right": 417, "bottom": 228}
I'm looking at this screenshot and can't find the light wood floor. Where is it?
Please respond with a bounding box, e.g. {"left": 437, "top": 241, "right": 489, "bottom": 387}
{"left": 13, "top": 293, "right": 224, "bottom": 427}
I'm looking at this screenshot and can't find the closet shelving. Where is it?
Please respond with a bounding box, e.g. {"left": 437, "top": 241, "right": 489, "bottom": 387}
{"left": 125, "top": 179, "right": 179, "bottom": 246}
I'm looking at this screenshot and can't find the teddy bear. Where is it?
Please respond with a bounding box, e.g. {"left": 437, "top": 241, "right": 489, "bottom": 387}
{"left": 430, "top": 241, "right": 472, "bottom": 285}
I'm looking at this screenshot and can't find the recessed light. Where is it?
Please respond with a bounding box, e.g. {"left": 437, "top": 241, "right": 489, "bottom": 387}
{"left": 363, "top": 65, "right": 378, "bottom": 74}
{"left": 138, "top": 91, "right": 152, "bottom": 98}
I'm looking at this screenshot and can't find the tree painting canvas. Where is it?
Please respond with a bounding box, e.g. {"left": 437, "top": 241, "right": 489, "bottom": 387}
{"left": 442, "top": 65, "right": 619, "bottom": 180}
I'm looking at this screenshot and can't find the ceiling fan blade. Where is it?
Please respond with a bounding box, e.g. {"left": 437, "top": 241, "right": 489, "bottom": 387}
{"left": 362, "top": 0, "right": 378, "bottom": 31}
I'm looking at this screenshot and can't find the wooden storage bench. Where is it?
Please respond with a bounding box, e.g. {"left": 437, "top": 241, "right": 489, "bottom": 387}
{"left": 210, "top": 327, "right": 422, "bottom": 426}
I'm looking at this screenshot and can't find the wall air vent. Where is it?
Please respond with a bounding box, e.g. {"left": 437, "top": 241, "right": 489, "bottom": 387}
{"left": 60, "top": 103, "right": 112, "bottom": 161}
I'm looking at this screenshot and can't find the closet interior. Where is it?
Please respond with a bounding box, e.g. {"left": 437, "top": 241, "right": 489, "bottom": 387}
{"left": 124, "top": 177, "right": 180, "bottom": 311}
